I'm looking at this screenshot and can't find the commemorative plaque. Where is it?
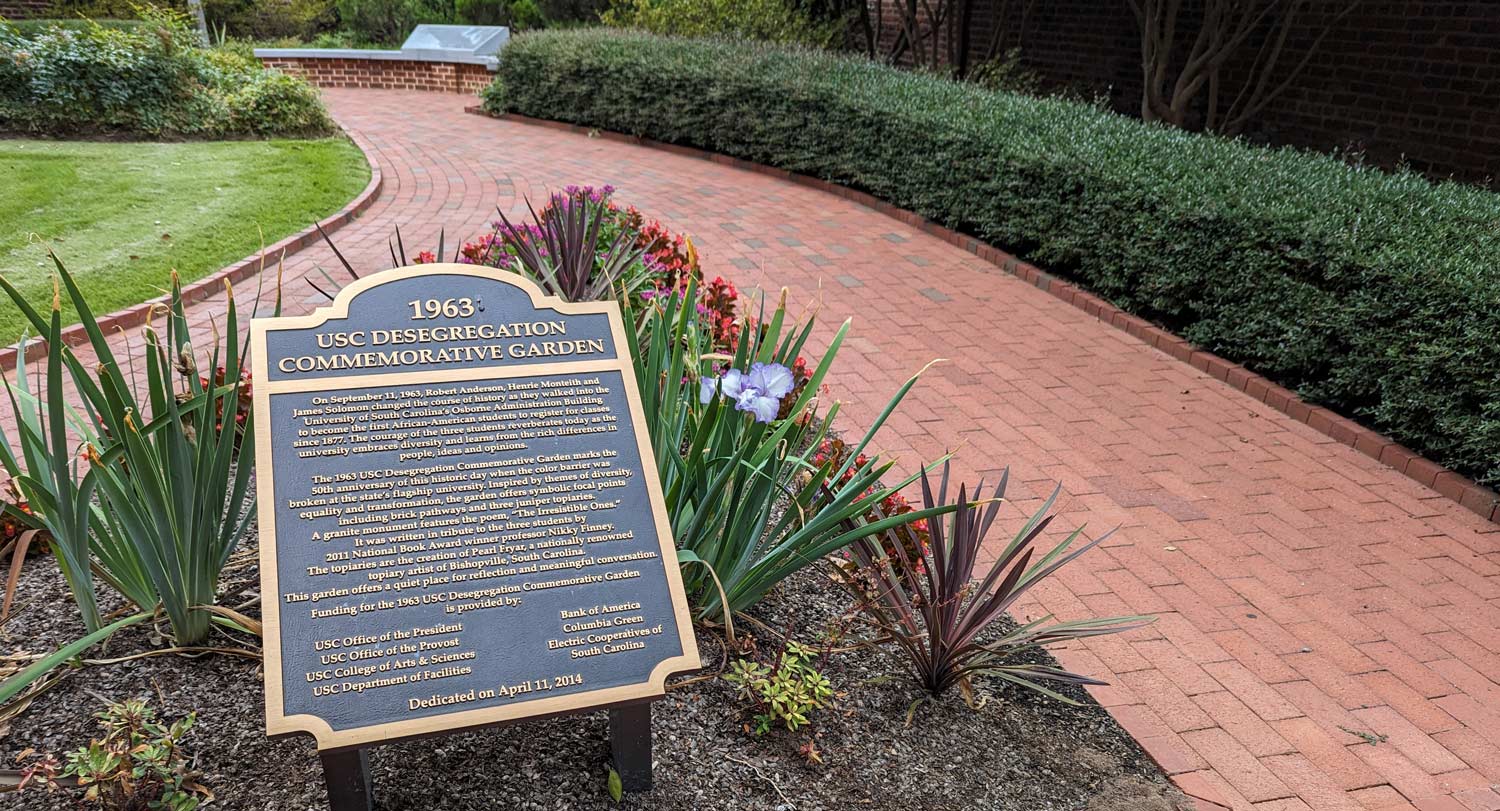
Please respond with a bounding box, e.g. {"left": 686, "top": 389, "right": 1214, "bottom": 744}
{"left": 250, "top": 264, "right": 699, "bottom": 808}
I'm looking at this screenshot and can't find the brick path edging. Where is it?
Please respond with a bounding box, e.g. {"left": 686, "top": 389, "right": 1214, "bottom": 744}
{"left": 0, "top": 131, "right": 384, "bottom": 373}
{"left": 470, "top": 106, "right": 1500, "bottom": 528}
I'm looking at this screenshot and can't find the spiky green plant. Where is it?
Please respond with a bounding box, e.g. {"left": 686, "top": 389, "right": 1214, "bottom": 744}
{"left": 84, "top": 287, "right": 255, "bottom": 644}
{"left": 627, "top": 281, "right": 957, "bottom": 620}
{"left": 0, "top": 297, "right": 106, "bottom": 631}
{"left": 0, "top": 257, "right": 256, "bottom": 644}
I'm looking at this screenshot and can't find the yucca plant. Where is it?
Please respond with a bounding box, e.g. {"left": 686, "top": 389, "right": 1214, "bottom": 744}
{"left": 0, "top": 301, "right": 106, "bottom": 632}
{"left": 627, "top": 281, "right": 958, "bottom": 620}
{"left": 845, "top": 462, "right": 1152, "bottom": 701}
{"left": 82, "top": 283, "right": 256, "bottom": 645}
{"left": 0, "top": 257, "right": 256, "bottom": 644}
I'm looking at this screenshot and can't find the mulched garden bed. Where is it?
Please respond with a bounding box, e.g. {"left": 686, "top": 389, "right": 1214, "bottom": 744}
{"left": 2, "top": 534, "right": 1187, "bottom": 811}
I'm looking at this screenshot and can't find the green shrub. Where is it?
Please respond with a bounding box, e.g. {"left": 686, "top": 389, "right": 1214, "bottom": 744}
{"left": 203, "top": 0, "right": 337, "bottom": 40}
{"left": 536, "top": 0, "right": 606, "bottom": 24}
{"left": 334, "top": 0, "right": 454, "bottom": 44}
{"left": 44, "top": 0, "right": 160, "bottom": 19}
{"left": 0, "top": 11, "right": 335, "bottom": 137}
{"left": 491, "top": 29, "right": 1500, "bottom": 488}
{"left": 601, "top": 0, "right": 839, "bottom": 47}
{"left": 223, "top": 69, "right": 332, "bottom": 134}
{"left": 2, "top": 18, "right": 150, "bottom": 36}
{"left": 455, "top": 0, "right": 507, "bottom": 24}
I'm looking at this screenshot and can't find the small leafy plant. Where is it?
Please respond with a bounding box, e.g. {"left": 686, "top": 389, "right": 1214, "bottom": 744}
{"left": 845, "top": 462, "right": 1151, "bottom": 702}
{"left": 17, "top": 698, "right": 208, "bottom": 810}
{"left": 724, "top": 640, "right": 834, "bottom": 735}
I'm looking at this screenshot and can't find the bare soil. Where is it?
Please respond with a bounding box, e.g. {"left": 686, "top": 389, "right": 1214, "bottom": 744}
{"left": 1, "top": 539, "right": 1188, "bottom": 811}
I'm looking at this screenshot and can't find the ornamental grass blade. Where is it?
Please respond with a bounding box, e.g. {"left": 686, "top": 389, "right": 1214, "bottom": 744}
{"left": 0, "top": 612, "right": 152, "bottom": 705}
{"left": 315, "top": 221, "right": 358, "bottom": 281}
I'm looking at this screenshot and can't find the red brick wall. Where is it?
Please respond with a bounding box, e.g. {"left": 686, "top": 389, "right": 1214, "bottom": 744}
{"left": 258, "top": 57, "right": 495, "bottom": 95}
{"left": 0, "top": 0, "right": 52, "bottom": 18}
{"left": 872, "top": 0, "right": 1500, "bottom": 182}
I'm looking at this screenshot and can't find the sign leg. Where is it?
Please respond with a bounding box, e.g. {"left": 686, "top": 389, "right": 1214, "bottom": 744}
{"left": 320, "top": 748, "right": 374, "bottom": 811}
{"left": 608, "top": 703, "right": 653, "bottom": 792}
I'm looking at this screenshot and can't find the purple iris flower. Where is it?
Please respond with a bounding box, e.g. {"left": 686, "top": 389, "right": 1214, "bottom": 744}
{"left": 699, "top": 362, "right": 794, "bottom": 423}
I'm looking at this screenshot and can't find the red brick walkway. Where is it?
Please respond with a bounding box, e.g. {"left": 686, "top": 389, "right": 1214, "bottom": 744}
{"left": 24, "top": 90, "right": 1500, "bottom": 811}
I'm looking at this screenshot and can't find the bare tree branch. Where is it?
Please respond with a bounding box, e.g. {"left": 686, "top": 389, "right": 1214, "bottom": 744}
{"left": 1130, "top": 0, "right": 1360, "bottom": 134}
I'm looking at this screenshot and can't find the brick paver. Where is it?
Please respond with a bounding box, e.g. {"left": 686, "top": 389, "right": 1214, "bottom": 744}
{"left": 13, "top": 90, "right": 1500, "bottom": 810}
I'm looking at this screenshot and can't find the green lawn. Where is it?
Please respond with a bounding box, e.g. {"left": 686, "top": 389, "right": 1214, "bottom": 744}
{"left": 0, "top": 138, "right": 370, "bottom": 343}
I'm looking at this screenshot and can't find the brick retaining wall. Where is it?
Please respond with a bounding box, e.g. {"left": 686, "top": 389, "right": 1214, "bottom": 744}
{"left": 258, "top": 56, "right": 494, "bottom": 95}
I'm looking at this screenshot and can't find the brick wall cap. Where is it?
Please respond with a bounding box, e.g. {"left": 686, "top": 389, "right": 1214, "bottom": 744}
{"left": 255, "top": 48, "right": 498, "bottom": 70}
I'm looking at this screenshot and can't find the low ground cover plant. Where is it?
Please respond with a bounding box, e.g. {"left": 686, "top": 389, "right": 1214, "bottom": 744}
{"left": 16, "top": 697, "right": 207, "bottom": 810}
{"left": 486, "top": 28, "right": 1500, "bottom": 489}
{"left": 0, "top": 9, "right": 334, "bottom": 137}
{"left": 724, "top": 639, "right": 834, "bottom": 735}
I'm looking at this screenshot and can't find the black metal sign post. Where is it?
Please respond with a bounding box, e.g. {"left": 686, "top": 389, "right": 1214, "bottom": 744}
{"left": 251, "top": 266, "right": 698, "bottom": 808}
{"left": 320, "top": 749, "right": 373, "bottom": 811}
{"left": 314, "top": 701, "right": 656, "bottom": 810}
{"left": 609, "top": 703, "right": 654, "bottom": 791}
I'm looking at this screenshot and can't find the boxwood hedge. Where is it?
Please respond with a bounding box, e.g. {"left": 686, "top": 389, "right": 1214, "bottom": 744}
{"left": 487, "top": 28, "right": 1500, "bottom": 489}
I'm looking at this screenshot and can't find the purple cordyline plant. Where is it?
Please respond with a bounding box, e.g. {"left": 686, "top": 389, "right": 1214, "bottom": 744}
{"left": 491, "top": 192, "right": 644, "bottom": 302}
{"left": 556, "top": 184, "right": 616, "bottom": 205}
{"left": 844, "top": 462, "right": 1152, "bottom": 701}
{"left": 700, "top": 362, "right": 796, "bottom": 423}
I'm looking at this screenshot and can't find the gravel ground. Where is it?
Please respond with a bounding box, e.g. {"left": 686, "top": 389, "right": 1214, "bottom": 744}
{"left": 2, "top": 541, "right": 1187, "bottom": 811}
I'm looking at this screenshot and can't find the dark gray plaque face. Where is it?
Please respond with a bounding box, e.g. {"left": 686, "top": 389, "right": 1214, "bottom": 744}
{"left": 251, "top": 265, "right": 698, "bottom": 749}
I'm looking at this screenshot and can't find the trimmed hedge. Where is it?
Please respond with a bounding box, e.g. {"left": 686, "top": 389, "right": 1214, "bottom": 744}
{"left": 486, "top": 28, "right": 1500, "bottom": 488}
{"left": 0, "top": 14, "right": 334, "bottom": 137}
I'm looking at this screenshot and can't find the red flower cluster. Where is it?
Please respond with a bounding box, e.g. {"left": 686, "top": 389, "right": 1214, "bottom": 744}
{"left": 187, "top": 366, "right": 252, "bottom": 435}
{"left": 458, "top": 234, "right": 504, "bottom": 266}
{"left": 699, "top": 276, "right": 742, "bottom": 351}
{"left": 1, "top": 485, "right": 36, "bottom": 543}
{"left": 637, "top": 218, "right": 696, "bottom": 291}
{"left": 811, "top": 438, "right": 931, "bottom": 580}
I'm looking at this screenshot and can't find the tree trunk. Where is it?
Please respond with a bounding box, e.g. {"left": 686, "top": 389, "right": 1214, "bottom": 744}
{"left": 187, "top": 0, "right": 211, "bottom": 47}
{"left": 1128, "top": 0, "right": 1358, "bottom": 135}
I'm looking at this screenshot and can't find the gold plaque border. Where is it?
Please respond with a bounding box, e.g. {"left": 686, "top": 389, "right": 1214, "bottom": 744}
{"left": 250, "top": 263, "right": 701, "bottom": 750}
